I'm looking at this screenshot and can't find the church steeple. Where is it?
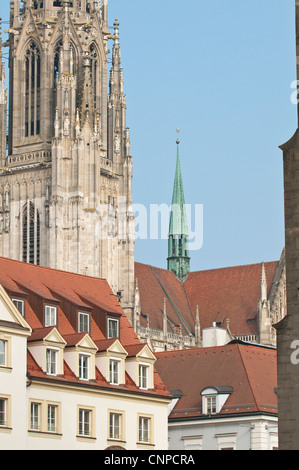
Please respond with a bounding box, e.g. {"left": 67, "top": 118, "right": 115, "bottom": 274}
{"left": 167, "top": 134, "right": 190, "bottom": 281}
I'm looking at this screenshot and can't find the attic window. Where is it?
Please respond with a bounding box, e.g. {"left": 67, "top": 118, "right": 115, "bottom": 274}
{"left": 201, "top": 386, "right": 233, "bottom": 416}
{"left": 206, "top": 396, "right": 217, "bottom": 415}
{"left": 108, "top": 318, "right": 119, "bottom": 339}
{"left": 45, "top": 305, "right": 57, "bottom": 327}
{"left": 12, "top": 298, "right": 25, "bottom": 316}
{"left": 78, "top": 312, "right": 90, "bottom": 333}
{"left": 247, "top": 319, "right": 255, "bottom": 325}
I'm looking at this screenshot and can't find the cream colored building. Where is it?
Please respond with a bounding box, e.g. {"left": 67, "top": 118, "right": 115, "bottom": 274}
{"left": 0, "top": 257, "right": 171, "bottom": 450}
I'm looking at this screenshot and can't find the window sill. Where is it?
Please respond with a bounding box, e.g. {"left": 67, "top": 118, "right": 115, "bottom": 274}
{"left": 28, "top": 430, "right": 63, "bottom": 439}
{"left": 137, "top": 442, "right": 155, "bottom": 449}
{"left": 107, "top": 438, "right": 126, "bottom": 444}
{"left": 76, "top": 434, "right": 97, "bottom": 443}
{"left": 0, "top": 366, "right": 12, "bottom": 373}
{"left": 0, "top": 426, "right": 12, "bottom": 434}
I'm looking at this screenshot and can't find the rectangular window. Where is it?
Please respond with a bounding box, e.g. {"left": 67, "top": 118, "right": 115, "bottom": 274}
{"left": 207, "top": 396, "right": 217, "bottom": 415}
{"left": 78, "top": 312, "right": 89, "bottom": 333}
{"left": 46, "top": 349, "right": 57, "bottom": 376}
{"left": 109, "top": 413, "right": 121, "bottom": 440}
{"left": 47, "top": 404, "right": 57, "bottom": 433}
{"left": 0, "top": 341, "right": 6, "bottom": 366}
{"left": 79, "top": 354, "right": 89, "bottom": 380}
{"left": 30, "top": 402, "right": 40, "bottom": 431}
{"left": 139, "top": 417, "right": 150, "bottom": 443}
{"left": 45, "top": 305, "right": 57, "bottom": 327}
{"left": 12, "top": 299, "right": 25, "bottom": 316}
{"left": 79, "top": 408, "right": 90, "bottom": 437}
{"left": 0, "top": 399, "right": 6, "bottom": 427}
{"left": 139, "top": 364, "right": 149, "bottom": 389}
{"left": 109, "top": 359, "right": 120, "bottom": 385}
{"left": 108, "top": 318, "right": 119, "bottom": 338}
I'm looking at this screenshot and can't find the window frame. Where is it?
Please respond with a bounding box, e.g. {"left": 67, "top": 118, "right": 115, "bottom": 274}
{"left": 78, "top": 408, "right": 90, "bottom": 437}
{"left": 138, "top": 416, "right": 150, "bottom": 444}
{"left": 107, "top": 318, "right": 119, "bottom": 339}
{"left": 46, "top": 348, "right": 58, "bottom": 376}
{"left": 47, "top": 404, "right": 58, "bottom": 434}
{"left": 139, "top": 363, "right": 149, "bottom": 390}
{"left": 12, "top": 298, "right": 25, "bottom": 316}
{"left": 77, "top": 405, "right": 95, "bottom": 439}
{"left": 78, "top": 353, "right": 90, "bottom": 381}
{"left": 30, "top": 402, "right": 41, "bottom": 432}
{"left": 0, "top": 398, "right": 6, "bottom": 427}
{"left": 78, "top": 311, "right": 90, "bottom": 333}
{"left": 109, "top": 412, "right": 122, "bottom": 441}
{"left": 206, "top": 395, "right": 217, "bottom": 415}
{"left": 109, "top": 358, "right": 120, "bottom": 385}
{"left": 44, "top": 305, "right": 57, "bottom": 327}
{"left": 0, "top": 340, "right": 6, "bottom": 367}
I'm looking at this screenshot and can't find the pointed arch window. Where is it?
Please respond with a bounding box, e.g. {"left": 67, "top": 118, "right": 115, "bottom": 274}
{"left": 23, "top": 202, "right": 40, "bottom": 265}
{"left": 89, "top": 43, "right": 99, "bottom": 112}
{"left": 25, "top": 42, "right": 41, "bottom": 138}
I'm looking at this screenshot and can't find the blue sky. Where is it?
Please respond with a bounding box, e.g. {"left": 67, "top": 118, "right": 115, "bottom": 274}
{"left": 1, "top": 0, "right": 296, "bottom": 272}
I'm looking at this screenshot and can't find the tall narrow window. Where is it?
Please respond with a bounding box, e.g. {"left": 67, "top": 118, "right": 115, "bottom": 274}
{"left": 0, "top": 399, "right": 6, "bottom": 427}
{"left": 0, "top": 341, "right": 5, "bottom": 366}
{"left": 22, "top": 202, "right": 40, "bottom": 265}
{"left": 25, "top": 42, "right": 41, "bottom": 138}
{"left": 89, "top": 43, "right": 99, "bottom": 112}
{"left": 30, "top": 403, "right": 40, "bottom": 431}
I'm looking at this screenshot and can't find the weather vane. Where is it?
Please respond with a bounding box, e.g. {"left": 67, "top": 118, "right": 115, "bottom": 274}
{"left": 176, "top": 128, "right": 180, "bottom": 144}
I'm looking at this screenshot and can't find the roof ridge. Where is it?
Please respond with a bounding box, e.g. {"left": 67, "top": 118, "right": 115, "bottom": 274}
{"left": 0, "top": 256, "right": 108, "bottom": 282}
{"left": 135, "top": 260, "right": 279, "bottom": 277}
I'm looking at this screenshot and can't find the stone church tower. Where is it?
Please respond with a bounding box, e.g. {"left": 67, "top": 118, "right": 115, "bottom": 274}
{"left": 0, "top": 0, "right": 135, "bottom": 320}
{"left": 276, "top": 0, "right": 299, "bottom": 450}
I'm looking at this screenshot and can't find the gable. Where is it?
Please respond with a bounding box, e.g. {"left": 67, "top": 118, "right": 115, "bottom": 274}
{"left": 44, "top": 328, "right": 66, "bottom": 346}
{"left": 77, "top": 333, "right": 98, "bottom": 351}
{"left": 136, "top": 344, "right": 156, "bottom": 362}
{"left": 107, "top": 339, "right": 128, "bottom": 356}
{"left": 0, "top": 284, "right": 31, "bottom": 333}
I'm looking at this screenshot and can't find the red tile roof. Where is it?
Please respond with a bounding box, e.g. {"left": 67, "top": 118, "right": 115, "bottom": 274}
{"left": 135, "top": 261, "right": 279, "bottom": 337}
{"left": 155, "top": 343, "right": 277, "bottom": 419}
{"left": 0, "top": 256, "right": 170, "bottom": 398}
{"left": 0, "top": 256, "right": 138, "bottom": 345}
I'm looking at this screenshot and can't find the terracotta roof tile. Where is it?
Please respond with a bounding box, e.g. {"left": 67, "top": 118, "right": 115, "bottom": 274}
{"left": 0, "top": 257, "right": 169, "bottom": 398}
{"left": 155, "top": 343, "right": 277, "bottom": 418}
{"left": 135, "top": 261, "right": 279, "bottom": 337}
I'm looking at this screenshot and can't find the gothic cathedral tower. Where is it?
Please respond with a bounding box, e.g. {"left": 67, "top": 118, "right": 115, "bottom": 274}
{"left": 0, "top": 0, "right": 135, "bottom": 320}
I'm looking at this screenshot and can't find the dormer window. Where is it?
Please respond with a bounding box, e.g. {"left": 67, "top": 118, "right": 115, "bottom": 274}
{"left": 201, "top": 386, "right": 233, "bottom": 415}
{"left": 46, "top": 348, "right": 58, "bottom": 376}
{"left": 12, "top": 298, "right": 25, "bottom": 316}
{"left": 78, "top": 312, "right": 90, "bottom": 333}
{"left": 45, "top": 305, "right": 57, "bottom": 327}
{"left": 109, "top": 359, "right": 120, "bottom": 385}
{"left": 79, "top": 353, "right": 90, "bottom": 380}
{"left": 206, "top": 396, "right": 217, "bottom": 415}
{"left": 139, "top": 364, "right": 149, "bottom": 390}
{"left": 108, "top": 318, "right": 119, "bottom": 339}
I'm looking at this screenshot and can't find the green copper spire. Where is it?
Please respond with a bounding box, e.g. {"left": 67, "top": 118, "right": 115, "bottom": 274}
{"left": 167, "top": 135, "right": 190, "bottom": 281}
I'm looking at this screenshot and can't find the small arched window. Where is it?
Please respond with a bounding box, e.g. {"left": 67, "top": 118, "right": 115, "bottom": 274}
{"left": 23, "top": 202, "right": 40, "bottom": 265}
{"left": 25, "top": 42, "right": 41, "bottom": 138}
